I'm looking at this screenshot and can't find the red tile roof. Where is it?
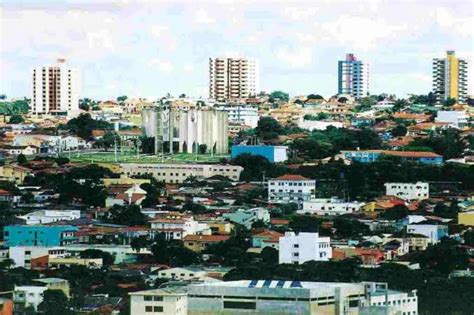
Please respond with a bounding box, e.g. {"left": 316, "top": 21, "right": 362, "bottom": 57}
{"left": 274, "top": 174, "right": 310, "bottom": 181}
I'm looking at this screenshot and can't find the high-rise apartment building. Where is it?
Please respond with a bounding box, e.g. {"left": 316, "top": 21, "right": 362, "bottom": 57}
{"left": 31, "top": 58, "right": 80, "bottom": 117}
{"left": 432, "top": 50, "right": 468, "bottom": 103}
{"left": 209, "top": 57, "right": 258, "bottom": 101}
{"left": 337, "top": 53, "right": 369, "bottom": 98}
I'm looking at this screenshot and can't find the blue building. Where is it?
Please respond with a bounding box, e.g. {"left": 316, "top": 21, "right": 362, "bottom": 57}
{"left": 3, "top": 225, "right": 79, "bottom": 247}
{"left": 341, "top": 150, "right": 443, "bottom": 165}
{"left": 231, "top": 145, "right": 288, "bottom": 163}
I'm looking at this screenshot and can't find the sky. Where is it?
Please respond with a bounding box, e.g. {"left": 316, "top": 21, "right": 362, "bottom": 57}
{"left": 0, "top": 0, "right": 473, "bottom": 101}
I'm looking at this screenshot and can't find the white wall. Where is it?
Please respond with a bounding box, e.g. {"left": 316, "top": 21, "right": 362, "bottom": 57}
{"left": 279, "top": 232, "right": 332, "bottom": 264}
{"left": 385, "top": 182, "right": 429, "bottom": 201}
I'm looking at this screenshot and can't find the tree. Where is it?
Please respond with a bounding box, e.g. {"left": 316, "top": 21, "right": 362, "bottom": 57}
{"left": 117, "top": 95, "right": 128, "bottom": 103}
{"left": 390, "top": 124, "right": 407, "bottom": 137}
{"left": 131, "top": 236, "right": 150, "bottom": 252}
{"left": 80, "top": 249, "right": 115, "bottom": 265}
{"left": 17, "top": 154, "right": 27, "bottom": 165}
{"left": 151, "top": 239, "right": 200, "bottom": 267}
{"left": 38, "top": 289, "right": 73, "bottom": 315}
{"left": 379, "top": 205, "right": 409, "bottom": 220}
{"left": 63, "top": 113, "right": 112, "bottom": 140}
{"left": 338, "top": 97, "right": 348, "bottom": 103}
{"left": 289, "top": 215, "right": 320, "bottom": 233}
{"left": 95, "top": 131, "right": 120, "bottom": 151}
{"left": 269, "top": 90, "right": 289, "bottom": 103}
{"left": 255, "top": 117, "right": 282, "bottom": 140}
{"left": 9, "top": 114, "right": 24, "bottom": 124}
{"left": 182, "top": 202, "right": 208, "bottom": 214}
{"left": 307, "top": 94, "right": 324, "bottom": 100}
{"left": 443, "top": 97, "right": 456, "bottom": 107}
{"left": 198, "top": 144, "right": 207, "bottom": 154}
{"left": 107, "top": 205, "right": 148, "bottom": 226}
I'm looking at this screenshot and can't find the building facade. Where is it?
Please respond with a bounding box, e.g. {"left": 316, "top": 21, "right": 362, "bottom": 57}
{"left": 432, "top": 50, "right": 469, "bottom": 103}
{"left": 435, "top": 110, "right": 469, "bottom": 129}
{"left": 31, "top": 58, "right": 79, "bottom": 117}
{"left": 341, "top": 150, "right": 443, "bottom": 165}
{"left": 214, "top": 103, "right": 259, "bottom": 127}
{"left": 338, "top": 53, "right": 369, "bottom": 98}
{"left": 299, "top": 198, "right": 365, "bottom": 216}
{"left": 209, "top": 57, "right": 259, "bottom": 101}
{"left": 129, "top": 288, "right": 187, "bottom": 315}
{"left": 120, "top": 163, "right": 243, "bottom": 184}
{"left": 279, "top": 232, "right": 332, "bottom": 264}
{"left": 406, "top": 224, "right": 448, "bottom": 244}
{"left": 268, "top": 175, "right": 316, "bottom": 207}
{"left": 231, "top": 145, "right": 288, "bottom": 163}
{"left": 16, "top": 210, "right": 81, "bottom": 225}
{"left": 3, "top": 225, "right": 78, "bottom": 247}
{"left": 384, "top": 182, "right": 429, "bottom": 201}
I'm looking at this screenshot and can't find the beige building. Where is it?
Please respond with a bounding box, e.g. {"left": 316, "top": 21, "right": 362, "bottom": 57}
{"left": 209, "top": 57, "right": 259, "bottom": 101}
{"left": 129, "top": 288, "right": 187, "bottom": 315}
{"left": 31, "top": 58, "right": 79, "bottom": 117}
{"left": 0, "top": 164, "right": 32, "bottom": 184}
{"left": 120, "top": 163, "right": 243, "bottom": 183}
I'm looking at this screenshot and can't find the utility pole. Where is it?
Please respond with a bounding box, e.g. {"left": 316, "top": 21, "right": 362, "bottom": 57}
{"left": 114, "top": 137, "right": 118, "bottom": 162}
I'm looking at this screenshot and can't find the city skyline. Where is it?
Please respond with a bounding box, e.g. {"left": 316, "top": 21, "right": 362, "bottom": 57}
{"left": 1, "top": 0, "right": 474, "bottom": 100}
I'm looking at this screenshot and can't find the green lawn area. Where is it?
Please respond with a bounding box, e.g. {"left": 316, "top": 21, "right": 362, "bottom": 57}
{"left": 60, "top": 150, "right": 229, "bottom": 164}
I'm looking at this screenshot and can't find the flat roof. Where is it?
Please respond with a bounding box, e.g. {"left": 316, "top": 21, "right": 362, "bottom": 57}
{"left": 192, "top": 280, "right": 362, "bottom": 290}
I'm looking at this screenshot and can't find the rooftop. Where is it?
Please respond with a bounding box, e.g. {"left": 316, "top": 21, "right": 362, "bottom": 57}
{"left": 273, "top": 174, "right": 310, "bottom": 181}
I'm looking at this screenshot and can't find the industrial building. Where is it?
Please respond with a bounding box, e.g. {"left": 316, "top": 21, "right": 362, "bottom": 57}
{"left": 129, "top": 280, "right": 418, "bottom": 314}
{"left": 142, "top": 104, "right": 229, "bottom": 155}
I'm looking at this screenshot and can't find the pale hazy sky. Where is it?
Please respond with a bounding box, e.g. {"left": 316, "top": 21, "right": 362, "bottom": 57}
{"left": 1, "top": 0, "right": 473, "bottom": 100}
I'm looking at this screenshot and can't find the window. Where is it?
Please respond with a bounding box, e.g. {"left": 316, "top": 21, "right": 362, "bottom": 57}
{"left": 223, "top": 301, "right": 256, "bottom": 310}
{"left": 144, "top": 296, "right": 153, "bottom": 301}
{"left": 153, "top": 306, "right": 163, "bottom": 312}
{"left": 145, "top": 306, "right": 153, "bottom": 312}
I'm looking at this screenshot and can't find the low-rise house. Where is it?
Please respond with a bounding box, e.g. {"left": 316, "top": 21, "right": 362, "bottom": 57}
{"left": 183, "top": 234, "right": 230, "bottom": 252}
{"left": 156, "top": 267, "right": 206, "bottom": 281}
{"left": 2, "top": 145, "right": 38, "bottom": 156}
{"left": 435, "top": 110, "right": 469, "bottom": 129}
{"left": 62, "top": 244, "right": 150, "bottom": 264}
{"left": 0, "top": 189, "right": 14, "bottom": 203}
{"left": 222, "top": 208, "right": 270, "bottom": 229}
{"left": 16, "top": 210, "right": 81, "bottom": 225}
{"left": 406, "top": 222, "right": 449, "bottom": 244}
{"left": 0, "top": 164, "right": 33, "bottom": 184}
{"left": 387, "top": 233, "right": 430, "bottom": 252}
{"left": 459, "top": 211, "right": 474, "bottom": 226}
{"left": 150, "top": 212, "right": 211, "bottom": 240}
{"left": 49, "top": 257, "right": 103, "bottom": 269}
{"left": 14, "top": 278, "right": 69, "bottom": 311}
{"left": 105, "top": 183, "right": 147, "bottom": 207}
{"left": 279, "top": 232, "right": 332, "bottom": 264}
{"left": 251, "top": 230, "right": 283, "bottom": 249}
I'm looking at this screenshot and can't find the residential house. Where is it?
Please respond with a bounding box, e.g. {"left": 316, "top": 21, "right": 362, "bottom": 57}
{"left": 183, "top": 234, "right": 230, "bottom": 252}
{"left": 268, "top": 175, "right": 316, "bottom": 207}
{"left": 222, "top": 208, "right": 270, "bottom": 229}
{"left": 105, "top": 183, "right": 147, "bottom": 207}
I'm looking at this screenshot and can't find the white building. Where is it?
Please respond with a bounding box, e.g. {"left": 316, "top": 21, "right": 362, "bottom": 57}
{"left": 209, "top": 57, "right": 259, "bottom": 101}
{"left": 338, "top": 53, "right": 369, "bottom": 98}
{"left": 9, "top": 246, "right": 66, "bottom": 269}
{"left": 268, "top": 174, "right": 316, "bottom": 207}
{"left": 16, "top": 210, "right": 81, "bottom": 225}
{"left": 435, "top": 110, "right": 469, "bottom": 129}
{"left": 222, "top": 208, "right": 270, "bottom": 229}
{"left": 384, "top": 182, "right": 429, "bottom": 201}
{"left": 297, "top": 119, "right": 344, "bottom": 131}
{"left": 129, "top": 288, "right": 187, "bottom": 315}
{"left": 31, "top": 58, "right": 79, "bottom": 117}
{"left": 150, "top": 213, "right": 211, "bottom": 240}
{"left": 406, "top": 224, "right": 449, "bottom": 244}
{"left": 120, "top": 163, "right": 243, "bottom": 184}
{"left": 214, "top": 103, "right": 259, "bottom": 128}
{"left": 279, "top": 232, "right": 332, "bottom": 264}
{"left": 300, "top": 198, "right": 365, "bottom": 216}
{"left": 14, "top": 285, "right": 47, "bottom": 311}
{"left": 363, "top": 282, "right": 418, "bottom": 315}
